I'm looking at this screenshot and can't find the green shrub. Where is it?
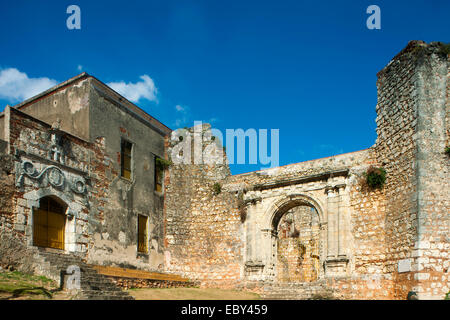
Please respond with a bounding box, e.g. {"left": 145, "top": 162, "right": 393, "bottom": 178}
{"left": 212, "top": 182, "right": 222, "bottom": 195}
{"left": 445, "top": 146, "right": 450, "bottom": 157}
{"left": 438, "top": 42, "right": 450, "bottom": 56}
{"left": 365, "top": 166, "right": 386, "bottom": 189}
{"left": 156, "top": 157, "right": 172, "bottom": 170}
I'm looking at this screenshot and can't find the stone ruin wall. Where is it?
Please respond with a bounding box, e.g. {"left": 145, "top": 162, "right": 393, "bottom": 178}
{"left": 226, "top": 148, "right": 394, "bottom": 299}
{"left": 0, "top": 106, "right": 109, "bottom": 275}
{"left": 0, "top": 76, "right": 171, "bottom": 274}
{"left": 163, "top": 42, "right": 449, "bottom": 299}
{"left": 0, "top": 40, "right": 447, "bottom": 300}
{"left": 0, "top": 138, "right": 28, "bottom": 272}
{"left": 163, "top": 125, "right": 244, "bottom": 288}
{"left": 276, "top": 205, "right": 321, "bottom": 283}
{"left": 374, "top": 41, "right": 449, "bottom": 299}
{"left": 86, "top": 78, "right": 168, "bottom": 272}
{"left": 163, "top": 123, "right": 395, "bottom": 298}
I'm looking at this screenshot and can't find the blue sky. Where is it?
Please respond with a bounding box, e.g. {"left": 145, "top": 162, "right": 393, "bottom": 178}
{"left": 0, "top": 1, "right": 448, "bottom": 174}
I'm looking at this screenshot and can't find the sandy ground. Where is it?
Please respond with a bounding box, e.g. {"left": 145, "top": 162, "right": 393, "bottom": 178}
{"left": 127, "top": 287, "right": 261, "bottom": 300}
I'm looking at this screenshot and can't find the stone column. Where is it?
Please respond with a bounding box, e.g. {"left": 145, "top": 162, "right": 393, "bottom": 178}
{"left": 336, "top": 184, "right": 347, "bottom": 258}
{"left": 325, "top": 183, "right": 349, "bottom": 277}
{"left": 326, "top": 186, "right": 338, "bottom": 258}
{"left": 261, "top": 228, "right": 276, "bottom": 279}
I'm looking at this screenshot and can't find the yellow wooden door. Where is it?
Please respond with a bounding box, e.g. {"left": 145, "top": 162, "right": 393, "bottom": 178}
{"left": 47, "top": 210, "right": 65, "bottom": 249}
{"left": 33, "top": 208, "right": 65, "bottom": 250}
{"left": 138, "top": 215, "right": 148, "bottom": 253}
{"left": 33, "top": 209, "right": 48, "bottom": 248}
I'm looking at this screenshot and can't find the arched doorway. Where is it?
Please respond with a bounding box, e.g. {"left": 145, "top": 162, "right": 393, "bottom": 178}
{"left": 276, "top": 204, "right": 321, "bottom": 282}
{"left": 33, "top": 196, "right": 67, "bottom": 250}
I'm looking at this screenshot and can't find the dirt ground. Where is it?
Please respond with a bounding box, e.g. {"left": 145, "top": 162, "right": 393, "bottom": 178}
{"left": 127, "top": 287, "right": 261, "bottom": 300}
{"left": 0, "top": 270, "right": 261, "bottom": 300}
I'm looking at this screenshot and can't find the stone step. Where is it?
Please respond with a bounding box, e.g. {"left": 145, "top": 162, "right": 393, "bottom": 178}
{"left": 36, "top": 250, "right": 134, "bottom": 300}
{"left": 81, "top": 290, "right": 134, "bottom": 296}
{"left": 82, "top": 295, "right": 134, "bottom": 300}
{"left": 80, "top": 283, "right": 121, "bottom": 290}
{"left": 259, "top": 281, "right": 338, "bottom": 300}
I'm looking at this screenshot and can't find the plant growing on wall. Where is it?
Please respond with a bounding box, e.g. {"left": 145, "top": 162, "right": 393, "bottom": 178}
{"left": 445, "top": 146, "right": 450, "bottom": 157}
{"left": 295, "top": 240, "right": 305, "bottom": 266}
{"left": 156, "top": 157, "right": 172, "bottom": 170}
{"left": 437, "top": 42, "right": 450, "bottom": 57}
{"left": 212, "top": 182, "right": 222, "bottom": 195}
{"left": 237, "top": 191, "right": 247, "bottom": 223}
{"left": 364, "top": 166, "right": 387, "bottom": 189}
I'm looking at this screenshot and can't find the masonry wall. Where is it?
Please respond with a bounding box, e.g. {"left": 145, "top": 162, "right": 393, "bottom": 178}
{"left": 0, "top": 114, "right": 5, "bottom": 140}
{"left": 413, "top": 43, "right": 449, "bottom": 299}
{"left": 3, "top": 75, "right": 172, "bottom": 272}
{"left": 0, "top": 138, "right": 28, "bottom": 271}
{"left": 225, "top": 147, "right": 394, "bottom": 299}
{"left": 164, "top": 124, "right": 244, "bottom": 288}
{"left": 276, "top": 205, "right": 321, "bottom": 283}
{"left": 320, "top": 148, "right": 392, "bottom": 300}
{"left": 375, "top": 41, "right": 449, "bottom": 299}
{"left": 86, "top": 78, "right": 170, "bottom": 271}
{"left": 1, "top": 105, "right": 165, "bottom": 273}
{"left": 15, "top": 75, "right": 91, "bottom": 141}
{"left": 4, "top": 107, "right": 96, "bottom": 255}
{"left": 163, "top": 123, "right": 396, "bottom": 298}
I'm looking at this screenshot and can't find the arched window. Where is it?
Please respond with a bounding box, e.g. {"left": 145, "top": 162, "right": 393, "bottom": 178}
{"left": 33, "top": 196, "right": 66, "bottom": 250}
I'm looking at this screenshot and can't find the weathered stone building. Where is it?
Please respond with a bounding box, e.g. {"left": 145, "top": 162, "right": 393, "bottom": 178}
{"left": 0, "top": 74, "right": 171, "bottom": 274}
{"left": 0, "top": 40, "right": 448, "bottom": 299}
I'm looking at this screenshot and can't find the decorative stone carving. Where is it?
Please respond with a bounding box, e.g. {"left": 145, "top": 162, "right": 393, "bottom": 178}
{"left": 16, "top": 160, "right": 87, "bottom": 196}
{"left": 324, "top": 256, "right": 349, "bottom": 276}
{"left": 70, "top": 177, "right": 87, "bottom": 194}
{"left": 245, "top": 261, "right": 265, "bottom": 277}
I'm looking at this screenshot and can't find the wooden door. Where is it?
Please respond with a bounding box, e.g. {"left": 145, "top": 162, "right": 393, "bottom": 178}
{"left": 33, "top": 198, "right": 65, "bottom": 250}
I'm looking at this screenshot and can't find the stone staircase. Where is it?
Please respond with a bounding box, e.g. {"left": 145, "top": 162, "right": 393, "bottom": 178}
{"left": 260, "top": 280, "right": 339, "bottom": 300}
{"left": 34, "top": 248, "right": 134, "bottom": 300}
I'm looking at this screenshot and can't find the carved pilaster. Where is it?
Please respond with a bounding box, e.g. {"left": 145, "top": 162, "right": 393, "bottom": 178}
{"left": 325, "top": 183, "right": 349, "bottom": 276}
{"left": 325, "top": 185, "right": 338, "bottom": 259}
{"left": 336, "top": 183, "right": 347, "bottom": 258}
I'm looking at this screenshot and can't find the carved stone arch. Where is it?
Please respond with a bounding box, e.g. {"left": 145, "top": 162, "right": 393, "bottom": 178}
{"left": 23, "top": 187, "right": 83, "bottom": 252}
{"left": 262, "top": 193, "right": 325, "bottom": 232}
{"left": 256, "top": 193, "right": 327, "bottom": 282}
{"left": 23, "top": 187, "right": 82, "bottom": 218}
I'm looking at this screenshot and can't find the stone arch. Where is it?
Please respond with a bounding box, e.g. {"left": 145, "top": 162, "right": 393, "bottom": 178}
{"left": 262, "top": 193, "right": 325, "bottom": 232}
{"left": 23, "top": 187, "right": 82, "bottom": 218}
{"left": 23, "top": 187, "right": 82, "bottom": 252}
{"left": 261, "top": 193, "right": 326, "bottom": 282}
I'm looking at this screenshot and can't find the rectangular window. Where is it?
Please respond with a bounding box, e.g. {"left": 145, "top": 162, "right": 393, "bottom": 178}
{"left": 121, "top": 140, "right": 132, "bottom": 180}
{"left": 155, "top": 156, "right": 163, "bottom": 193}
{"left": 137, "top": 215, "right": 148, "bottom": 253}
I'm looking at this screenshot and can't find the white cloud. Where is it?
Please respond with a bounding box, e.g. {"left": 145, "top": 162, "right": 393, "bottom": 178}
{"left": 77, "top": 65, "right": 83, "bottom": 71}
{"left": 0, "top": 68, "right": 58, "bottom": 103}
{"left": 107, "top": 75, "right": 158, "bottom": 103}
{"left": 175, "top": 104, "right": 185, "bottom": 112}
{"left": 174, "top": 104, "right": 190, "bottom": 127}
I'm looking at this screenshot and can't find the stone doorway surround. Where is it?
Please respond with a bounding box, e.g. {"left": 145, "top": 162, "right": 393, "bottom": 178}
{"left": 243, "top": 170, "right": 351, "bottom": 282}
{"left": 22, "top": 188, "right": 83, "bottom": 253}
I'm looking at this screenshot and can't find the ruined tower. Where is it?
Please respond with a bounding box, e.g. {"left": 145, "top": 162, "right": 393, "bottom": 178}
{"left": 375, "top": 41, "right": 449, "bottom": 299}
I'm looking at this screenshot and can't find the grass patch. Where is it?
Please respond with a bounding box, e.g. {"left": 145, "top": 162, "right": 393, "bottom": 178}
{"left": 128, "top": 287, "right": 261, "bottom": 300}
{"left": 0, "top": 270, "right": 59, "bottom": 300}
